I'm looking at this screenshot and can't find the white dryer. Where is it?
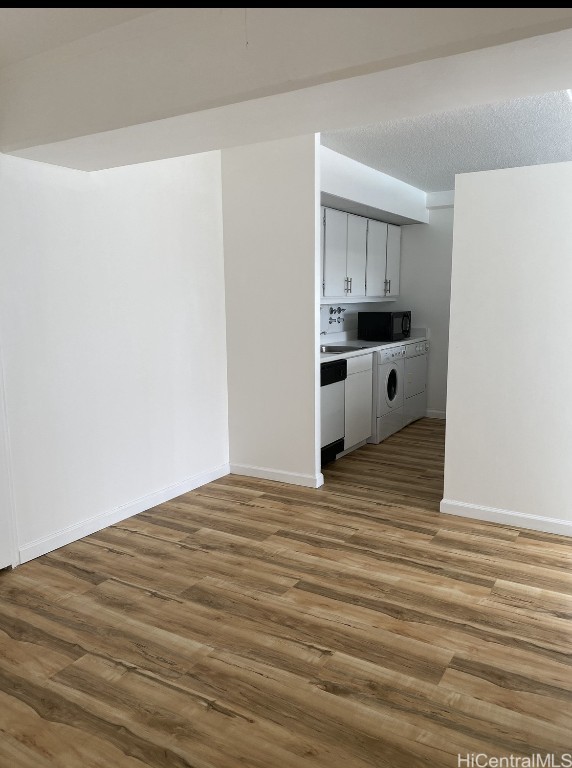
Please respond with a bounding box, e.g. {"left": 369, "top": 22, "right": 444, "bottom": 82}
{"left": 369, "top": 345, "right": 406, "bottom": 444}
{"left": 404, "top": 340, "right": 429, "bottom": 426}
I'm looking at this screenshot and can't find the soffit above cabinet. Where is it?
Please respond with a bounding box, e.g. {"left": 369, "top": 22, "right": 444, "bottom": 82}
{"left": 321, "top": 192, "right": 421, "bottom": 226}
{"left": 320, "top": 147, "right": 429, "bottom": 226}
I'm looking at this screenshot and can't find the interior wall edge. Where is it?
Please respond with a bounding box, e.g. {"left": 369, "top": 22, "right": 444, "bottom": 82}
{"left": 0, "top": 340, "right": 18, "bottom": 567}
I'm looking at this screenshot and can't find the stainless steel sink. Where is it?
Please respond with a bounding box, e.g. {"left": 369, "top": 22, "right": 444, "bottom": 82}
{"left": 320, "top": 345, "right": 368, "bottom": 353}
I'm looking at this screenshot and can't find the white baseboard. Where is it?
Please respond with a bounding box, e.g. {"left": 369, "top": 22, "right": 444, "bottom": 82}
{"left": 440, "top": 498, "right": 572, "bottom": 537}
{"left": 230, "top": 463, "right": 324, "bottom": 489}
{"left": 18, "top": 463, "right": 230, "bottom": 564}
{"left": 426, "top": 409, "right": 446, "bottom": 419}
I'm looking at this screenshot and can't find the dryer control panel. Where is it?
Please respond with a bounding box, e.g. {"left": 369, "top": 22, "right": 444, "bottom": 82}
{"left": 379, "top": 346, "right": 405, "bottom": 363}
{"left": 405, "top": 341, "right": 430, "bottom": 357}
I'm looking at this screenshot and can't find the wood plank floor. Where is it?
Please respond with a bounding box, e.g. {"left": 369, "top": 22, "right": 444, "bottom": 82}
{"left": 0, "top": 418, "right": 571, "bottom": 767}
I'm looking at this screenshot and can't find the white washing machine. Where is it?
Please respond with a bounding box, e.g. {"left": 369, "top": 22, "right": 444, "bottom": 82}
{"left": 368, "top": 345, "right": 406, "bottom": 444}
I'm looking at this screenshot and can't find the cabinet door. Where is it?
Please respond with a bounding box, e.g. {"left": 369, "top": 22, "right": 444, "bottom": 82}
{"left": 346, "top": 214, "right": 367, "bottom": 297}
{"left": 345, "top": 368, "right": 373, "bottom": 448}
{"left": 385, "top": 224, "right": 401, "bottom": 297}
{"left": 366, "top": 219, "right": 388, "bottom": 296}
{"left": 323, "top": 208, "right": 347, "bottom": 297}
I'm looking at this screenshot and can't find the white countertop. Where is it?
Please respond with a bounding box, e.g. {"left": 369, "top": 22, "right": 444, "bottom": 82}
{"left": 319, "top": 335, "right": 427, "bottom": 363}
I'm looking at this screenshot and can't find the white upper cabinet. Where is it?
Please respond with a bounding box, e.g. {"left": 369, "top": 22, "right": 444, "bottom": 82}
{"left": 322, "top": 206, "right": 401, "bottom": 300}
{"left": 346, "top": 214, "right": 367, "bottom": 297}
{"left": 323, "top": 208, "right": 348, "bottom": 297}
{"left": 365, "top": 219, "right": 388, "bottom": 297}
{"left": 385, "top": 224, "right": 401, "bottom": 298}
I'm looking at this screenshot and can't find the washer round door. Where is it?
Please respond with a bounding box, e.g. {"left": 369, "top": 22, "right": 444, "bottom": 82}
{"left": 386, "top": 367, "right": 398, "bottom": 405}
{"left": 384, "top": 363, "right": 402, "bottom": 409}
{"left": 376, "top": 359, "right": 404, "bottom": 416}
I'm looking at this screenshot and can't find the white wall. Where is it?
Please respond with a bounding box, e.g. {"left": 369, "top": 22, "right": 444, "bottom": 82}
{"left": 442, "top": 161, "right": 572, "bottom": 535}
{"left": 223, "top": 135, "right": 322, "bottom": 488}
{"left": 394, "top": 207, "right": 455, "bottom": 417}
{"left": 0, "top": 151, "right": 229, "bottom": 562}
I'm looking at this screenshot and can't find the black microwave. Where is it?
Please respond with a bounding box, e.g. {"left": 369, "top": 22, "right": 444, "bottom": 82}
{"left": 358, "top": 311, "right": 411, "bottom": 342}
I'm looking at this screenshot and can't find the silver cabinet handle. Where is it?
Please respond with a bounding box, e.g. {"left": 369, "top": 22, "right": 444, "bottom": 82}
{"left": 348, "top": 277, "right": 352, "bottom": 294}
{"left": 344, "top": 277, "right": 348, "bottom": 293}
{"left": 387, "top": 279, "right": 391, "bottom": 295}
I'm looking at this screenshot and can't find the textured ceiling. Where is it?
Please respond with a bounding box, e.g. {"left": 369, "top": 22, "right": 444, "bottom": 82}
{"left": 321, "top": 91, "right": 572, "bottom": 192}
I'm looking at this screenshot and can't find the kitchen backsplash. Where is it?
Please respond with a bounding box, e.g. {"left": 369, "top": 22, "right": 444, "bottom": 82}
{"left": 320, "top": 303, "right": 428, "bottom": 343}
{"left": 320, "top": 303, "right": 387, "bottom": 338}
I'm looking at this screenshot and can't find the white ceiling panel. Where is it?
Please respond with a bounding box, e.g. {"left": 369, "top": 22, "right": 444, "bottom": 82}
{"left": 0, "top": 8, "right": 157, "bottom": 68}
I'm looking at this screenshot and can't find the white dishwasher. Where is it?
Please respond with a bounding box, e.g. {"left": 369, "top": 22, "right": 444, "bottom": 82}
{"left": 320, "top": 358, "right": 347, "bottom": 466}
